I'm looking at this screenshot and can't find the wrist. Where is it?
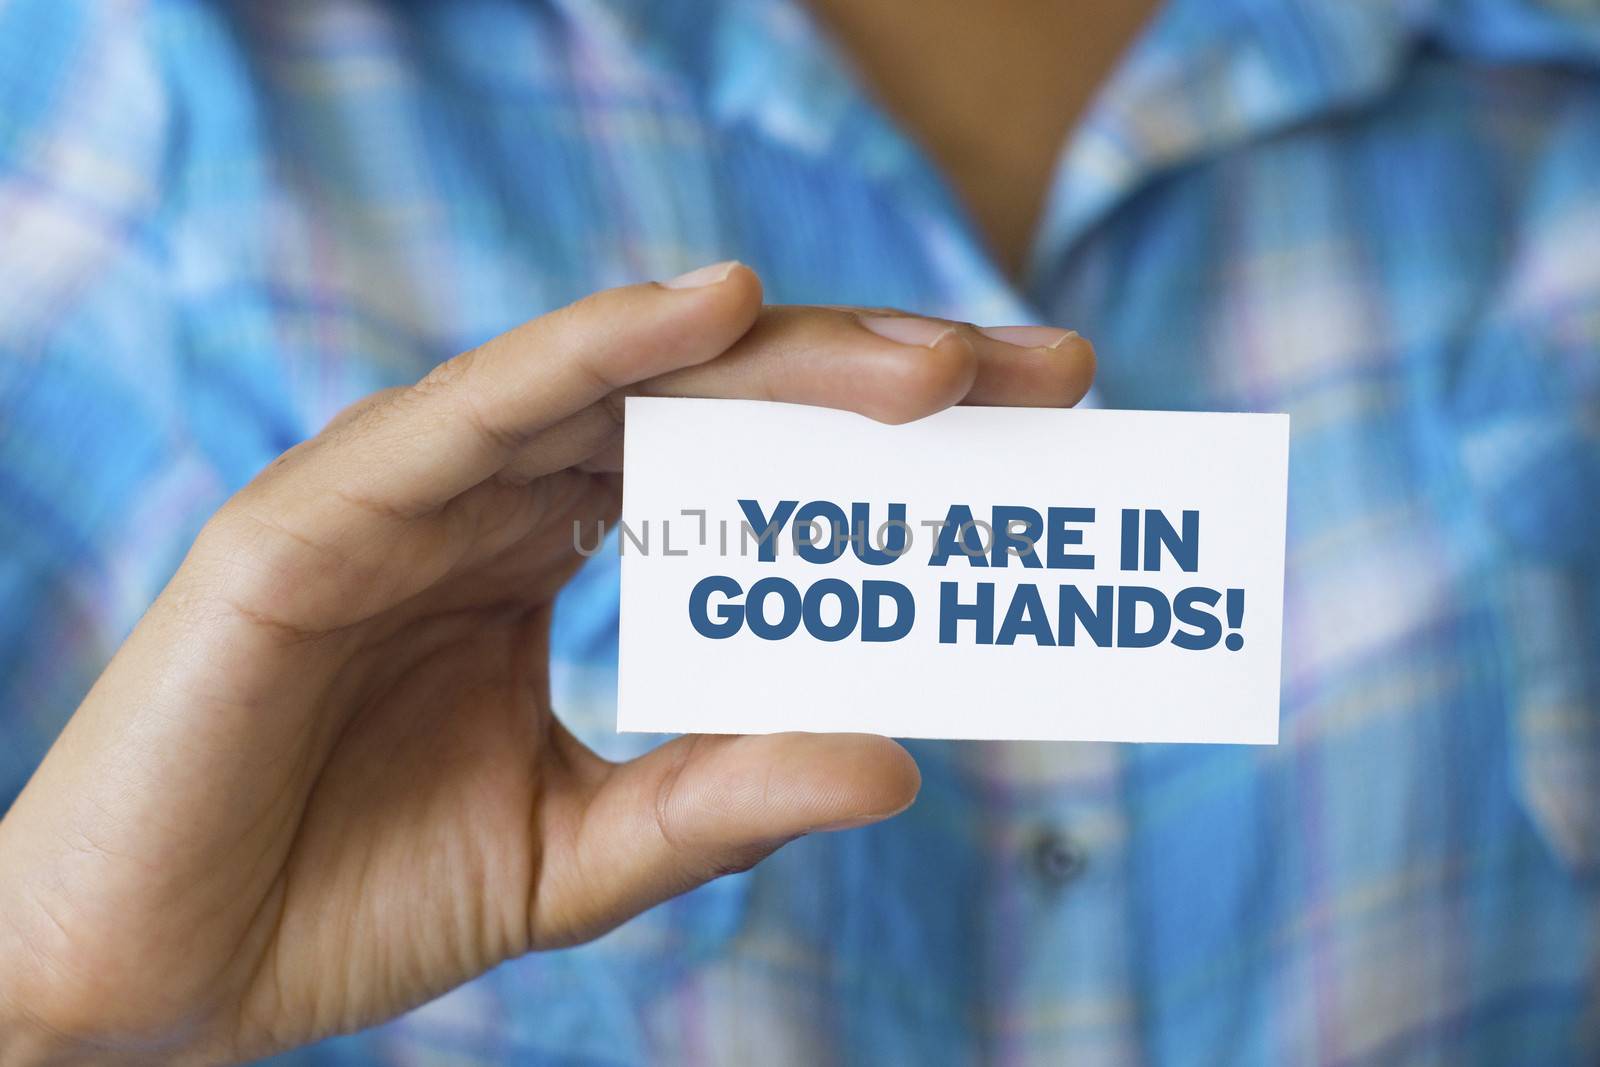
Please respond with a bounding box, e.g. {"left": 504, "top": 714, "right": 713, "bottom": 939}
{"left": 0, "top": 925, "right": 228, "bottom": 1067}
{"left": 0, "top": 910, "right": 85, "bottom": 1067}
{"left": 0, "top": 985, "right": 68, "bottom": 1067}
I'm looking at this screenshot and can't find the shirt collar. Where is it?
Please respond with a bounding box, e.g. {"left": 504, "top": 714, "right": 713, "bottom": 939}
{"left": 551, "top": 0, "right": 1600, "bottom": 284}
{"left": 1029, "top": 0, "right": 1425, "bottom": 274}
{"left": 545, "top": 0, "right": 930, "bottom": 190}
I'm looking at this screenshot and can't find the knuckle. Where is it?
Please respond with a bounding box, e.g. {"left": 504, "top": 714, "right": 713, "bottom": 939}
{"left": 416, "top": 342, "right": 542, "bottom": 453}
{"left": 188, "top": 494, "right": 275, "bottom": 580}
{"left": 180, "top": 498, "right": 354, "bottom": 641}
{"left": 597, "top": 389, "right": 628, "bottom": 429}
{"left": 247, "top": 438, "right": 315, "bottom": 488}
{"left": 415, "top": 346, "right": 478, "bottom": 397}
{"left": 702, "top": 840, "right": 780, "bottom": 880}
{"left": 321, "top": 387, "right": 399, "bottom": 435}
{"left": 457, "top": 384, "right": 535, "bottom": 453}
{"left": 650, "top": 739, "right": 700, "bottom": 856}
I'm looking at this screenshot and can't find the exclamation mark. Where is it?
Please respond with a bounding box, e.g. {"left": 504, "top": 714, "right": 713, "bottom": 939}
{"left": 1224, "top": 589, "right": 1245, "bottom": 651}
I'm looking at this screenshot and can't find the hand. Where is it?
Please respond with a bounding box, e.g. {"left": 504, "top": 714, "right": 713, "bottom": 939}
{"left": 0, "top": 263, "right": 1093, "bottom": 1065}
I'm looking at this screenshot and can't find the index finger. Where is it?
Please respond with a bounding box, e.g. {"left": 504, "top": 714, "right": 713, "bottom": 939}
{"left": 291, "top": 261, "right": 763, "bottom": 516}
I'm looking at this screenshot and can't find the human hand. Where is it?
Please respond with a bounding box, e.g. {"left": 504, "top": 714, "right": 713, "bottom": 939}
{"left": 0, "top": 262, "right": 1093, "bottom": 1064}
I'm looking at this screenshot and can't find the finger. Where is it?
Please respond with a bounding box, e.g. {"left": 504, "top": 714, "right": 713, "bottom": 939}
{"left": 650, "top": 310, "right": 1092, "bottom": 414}
{"left": 276, "top": 261, "right": 762, "bottom": 516}
{"left": 503, "top": 306, "right": 980, "bottom": 480}
{"left": 318, "top": 386, "right": 404, "bottom": 436}
{"left": 535, "top": 732, "right": 920, "bottom": 945}
{"left": 645, "top": 307, "right": 983, "bottom": 423}
{"left": 964, "top": 324, "right": 1095, "bottom": 406}
{"left": 821, "top": 305, "right": 1094, "bottom": 408}
{"left": 187, "top": 264, "right": 761, "bottom": 631}
{"left": 511, "top": 308, "right": 1092, "bottom": 478}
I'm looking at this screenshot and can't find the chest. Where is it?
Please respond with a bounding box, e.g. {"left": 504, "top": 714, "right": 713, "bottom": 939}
{"left": 170, "top": 46, "right": 1599, "bottom": 670}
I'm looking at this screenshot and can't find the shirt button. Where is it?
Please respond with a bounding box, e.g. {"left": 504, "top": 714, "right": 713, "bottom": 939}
{"left": 1028, "top": 826, "right": 1087, "bottom": 890}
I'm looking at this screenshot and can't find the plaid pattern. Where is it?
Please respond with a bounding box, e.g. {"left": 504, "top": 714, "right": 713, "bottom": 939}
{"left": 3, "top": 0, "right": 1599, "bottom": 1063}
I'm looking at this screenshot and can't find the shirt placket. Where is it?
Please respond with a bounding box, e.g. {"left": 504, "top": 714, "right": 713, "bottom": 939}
{"left": 966, "top": 740, "right": 1143, "bottom": 1066}
{"left": 639, "top": 2, "right": 1153, "bottom": 1059}
{"left": 552, "top": 1, "right": 1416, "bottom": 1063}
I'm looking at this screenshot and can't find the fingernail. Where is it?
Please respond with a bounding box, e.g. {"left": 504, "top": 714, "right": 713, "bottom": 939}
{"left": 858, "top": 314, "right": 957, "bottom": 348}
{"left": 662, "top": 260, "right": 741, "bottom": 289}
{"left": 976, "top": 325, "right": 1080, "bottom": 350}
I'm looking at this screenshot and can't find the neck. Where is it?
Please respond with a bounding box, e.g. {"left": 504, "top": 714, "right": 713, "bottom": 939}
{"left": 807, "top": 0, "right": 1160, "bottom": 277}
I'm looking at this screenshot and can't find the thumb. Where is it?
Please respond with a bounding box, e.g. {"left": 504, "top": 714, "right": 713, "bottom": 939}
{"left": 538, "top": 733, "right": 920, "bottom": 944}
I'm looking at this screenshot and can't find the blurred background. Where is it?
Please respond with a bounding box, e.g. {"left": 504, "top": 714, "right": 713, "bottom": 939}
{"left": 2, "top": 1, "right": 1597, "bottom": 1064}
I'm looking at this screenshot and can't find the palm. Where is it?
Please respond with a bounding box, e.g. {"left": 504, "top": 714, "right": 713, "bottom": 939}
{"left": 0, "top": 275, "right": 1088, "bottom": 1065}
{"left": 226, "top": 472, "right": 620, "bottom": 1045}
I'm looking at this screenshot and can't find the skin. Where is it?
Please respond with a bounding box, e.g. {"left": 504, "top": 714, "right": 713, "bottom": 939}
{"left": 0, "top": 264, "right": 1094, "bottom": 1064}
{"left": 809, "top": 0, "right": 1161, "bottom": 274}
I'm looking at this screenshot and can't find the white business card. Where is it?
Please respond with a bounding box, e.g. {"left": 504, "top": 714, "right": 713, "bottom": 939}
{"left": 615, "top": 398, "right": 1288, "bottom": 744}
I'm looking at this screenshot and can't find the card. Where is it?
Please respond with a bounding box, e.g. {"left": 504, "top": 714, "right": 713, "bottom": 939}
{"left": 615, "top": 398, "right": 1288, "bottom": 744}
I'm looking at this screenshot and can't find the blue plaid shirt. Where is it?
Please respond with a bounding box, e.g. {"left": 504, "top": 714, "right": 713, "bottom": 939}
{"left": 3, "top": 0, "right": 1599, "bottom": 1063}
